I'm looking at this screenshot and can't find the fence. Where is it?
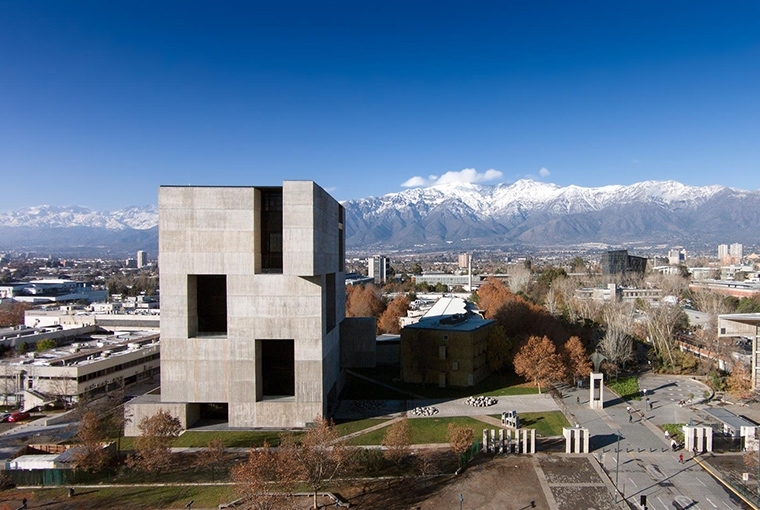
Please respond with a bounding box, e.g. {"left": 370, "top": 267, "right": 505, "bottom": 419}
{"left": 3, "top": 467, "right": 115, "bottom": 487}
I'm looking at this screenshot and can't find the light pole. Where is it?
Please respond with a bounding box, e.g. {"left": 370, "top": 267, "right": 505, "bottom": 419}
{"left": 614, "top": 430, "right": 622, "bottom": 503}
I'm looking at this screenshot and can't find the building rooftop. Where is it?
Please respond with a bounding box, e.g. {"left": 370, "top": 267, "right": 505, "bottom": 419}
{"left": 405, "top": 297, "right": 493, "bottom": 332}
{"left": 9, "top": 331, "right": 158, "bottom": 368}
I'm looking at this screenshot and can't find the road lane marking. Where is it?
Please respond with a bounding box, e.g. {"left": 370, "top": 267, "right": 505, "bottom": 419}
{"left": 629, "top": 477, "right": 638, "bottom": 487}
{"left": 698, "top": 478, "right": 707, "bottom": 487}
{"left": 705, "top": 497, "right": 717, "bottom": 508}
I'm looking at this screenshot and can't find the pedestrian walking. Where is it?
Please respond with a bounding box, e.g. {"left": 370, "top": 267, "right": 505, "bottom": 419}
{"left": 626, "top": 405, "right": 631, "bottom": 413}
{"left": 679, "top": 453, "right": 683, "bottom": 464}
{"left": 629, "top": 414, "right": 632, "bottom": 423}
{"left": 576, "top": 396, "right": 580, "bottom": 404}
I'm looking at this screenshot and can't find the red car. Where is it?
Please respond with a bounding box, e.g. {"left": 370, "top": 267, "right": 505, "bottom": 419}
{"left": 7, "top": 411, "right": 30, "bottom": 423}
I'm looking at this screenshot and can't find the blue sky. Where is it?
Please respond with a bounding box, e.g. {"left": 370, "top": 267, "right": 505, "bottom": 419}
{"left": 2, "top": 1, "right": 759, "bottom": 211}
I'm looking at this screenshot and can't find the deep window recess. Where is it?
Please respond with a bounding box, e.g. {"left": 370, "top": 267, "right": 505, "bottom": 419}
{"left": 261, "top": 189, "right": 283, "bottom": 273}
{"left": 196, "top": 275, "right": 227, "bottom": 335}
{"left": 260, "top": 339, "right": 295, "bottom": 397}
{"left": 325, "top": 273, "right": 336, "bottom": 333}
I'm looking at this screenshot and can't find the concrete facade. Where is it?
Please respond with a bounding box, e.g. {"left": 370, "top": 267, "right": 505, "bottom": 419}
{"left": 157, "top": 181, "right": 346, "bottom": 429}
{"left": 400, "top": 306, "right": 495, "bottom": 388}
{"left": 717, "top": 313, "right": 760, "bottom": 390}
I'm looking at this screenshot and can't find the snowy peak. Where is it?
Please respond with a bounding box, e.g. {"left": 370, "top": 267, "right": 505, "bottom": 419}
{"left": 0, "top": 204, "right": 158, "bottom": 230}
{"left": 342, "top": 179, "right": 756, "bottom": 250}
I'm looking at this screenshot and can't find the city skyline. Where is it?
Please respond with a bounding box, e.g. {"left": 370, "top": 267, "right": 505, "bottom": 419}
{"left": 2, "top": 1, "right": 760, "bottom": 211}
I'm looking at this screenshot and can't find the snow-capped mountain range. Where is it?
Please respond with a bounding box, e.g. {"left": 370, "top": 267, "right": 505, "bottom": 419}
{"left": 1, "top": 179, "right": 759, "bottom": 257}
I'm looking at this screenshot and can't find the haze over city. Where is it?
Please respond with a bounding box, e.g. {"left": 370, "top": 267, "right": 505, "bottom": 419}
{"left": 2, "top": 1, "right": 760, "bottom": 212}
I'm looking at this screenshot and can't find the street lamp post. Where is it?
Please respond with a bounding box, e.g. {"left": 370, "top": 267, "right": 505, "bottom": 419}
{"left": 614, "top": 430, "right": 622, "bottom": 503}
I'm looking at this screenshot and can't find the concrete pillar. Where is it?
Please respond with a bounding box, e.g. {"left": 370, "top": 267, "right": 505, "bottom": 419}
{"left": 590, "top": 372, "right": 604, "bottom": 409}
{"left": 482, "top": 429, "right": 489, "bottom": 453}
{"left": 499, "top": 429, "right": 504, "bottom": 454}
{"left": 683, "top": 425, "right": 713, "bottom": 453}
{"left": 563, "top": 427, "right": 572, "bottom": 453}
{"left": 563, "top": 427, "right": 589, "bottom": 453}
{"left": 741, "top": 426, "right": 759, "bottom": 451}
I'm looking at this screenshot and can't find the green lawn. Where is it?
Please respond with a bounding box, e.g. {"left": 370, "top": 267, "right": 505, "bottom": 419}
{"left": 334, "top": 418, "right": 390, "bottom": 437}
{"left": 606, "top": 375, "right": 641, "bottom": 401}
{"left": 120, "top": 419, "right": 387, "bottom": 451}
{"left": 348, "top": 416, "right": 488, "bottom": 446}
{"left": 498, "top": 411, "right": 570, "bottom": 437}
{"left": 346, "top": 367, "right": 538, "bottom": 400}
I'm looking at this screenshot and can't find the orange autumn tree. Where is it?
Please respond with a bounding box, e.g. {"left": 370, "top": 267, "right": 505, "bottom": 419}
{"left": 513, "top": 335, "right": 566, "bottom": 394}
{"left": 476, "top": 278, "right": 512, "bottom": 319}
{"left": 346, "top": 284, "right": 384, "bottom": 318}
{"left": 563, "top": 336, "right": 592, "bottom": 386}
{"left": 378, "top": 294, "right": 410, "bottom": 334}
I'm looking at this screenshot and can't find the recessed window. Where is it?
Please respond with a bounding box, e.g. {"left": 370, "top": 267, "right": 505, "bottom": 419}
{"left": 325, "top": 273, "right": 336, "bottom": 333}
{"left": 260, "top": 188, "right": 283, "bottom": 273}
{"left": 189, "top": 275, "right": 227, "bottom": 336}
{"left": 259, "top": 339, "right": 295, "bottom": 398}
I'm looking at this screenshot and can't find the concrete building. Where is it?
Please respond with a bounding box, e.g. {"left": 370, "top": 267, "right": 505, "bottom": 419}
{"left": 718, "top": 244, "right": 729, "bottom": 262}
{"left": 137, "top": 250, "right": 148, "bottom": 268}
{"left": 574, "top": 283, "right": 661, "bottom": 305}
{"left": 142, "top": 181, "right": 351, "bottom": 431}
{"left": 668, "top": 248, "right": 685, "bottom": 266}
{"left": 0, "top": 280, "right": 107, "bottom": 304}
{"left": 368, "top": 256, "right": 389, "bottom": 284}
{"left": 414, "top": 273, "right": 482, "bottom": 290}
{"left": 400, "top": 297, "right": 495, "bottom": 387}
{"left": 0, "top": 331, "right": 159, "bottom": 409}
{"left": 731, "top": 243, "right": 744, "bottom": 262}
{"left": 458, "top": 253, "right": 471, "bottom": 269}
{"left": 600, "top": 250, "right": 648, "bottom": 276}
{"left": 717, "top": 313, "right": 760, "bottom": 390}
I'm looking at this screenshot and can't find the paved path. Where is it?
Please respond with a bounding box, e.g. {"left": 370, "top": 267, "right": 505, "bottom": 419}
{"left": 558, "top": 373, "right": 750, "bottom": 509}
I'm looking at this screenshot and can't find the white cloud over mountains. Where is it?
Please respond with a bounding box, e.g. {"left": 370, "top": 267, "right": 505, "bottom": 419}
{"left": 401, "top": 168, "right": 503, "bottom": 188}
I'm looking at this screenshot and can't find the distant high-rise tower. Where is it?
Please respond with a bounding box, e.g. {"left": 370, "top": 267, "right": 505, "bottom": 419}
{"left": 368, "top": 256, "right": 389, "bottom": 284}
{"left": 730, "top": 243, "right": 743, "bottom": 262}
{"left": 458, "top": 253, "right": 471, "bottom": 269}
{"left": 718, "top": 244, "right": 729, "bottom": 261}
{"left": 137, "top": 250, "right": 147, "bottom": 268}
{"left": 667, "top": 248, "right": 685, "bottom": 266}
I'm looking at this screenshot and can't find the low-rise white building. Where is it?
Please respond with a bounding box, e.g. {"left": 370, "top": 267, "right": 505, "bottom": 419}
{"left": 0, "top": 331, "right": 160, "bottom": 409}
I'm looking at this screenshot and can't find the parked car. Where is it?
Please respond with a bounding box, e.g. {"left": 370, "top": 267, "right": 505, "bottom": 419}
{"left": 7, "top": 411, "right": 30, "bottom": 423}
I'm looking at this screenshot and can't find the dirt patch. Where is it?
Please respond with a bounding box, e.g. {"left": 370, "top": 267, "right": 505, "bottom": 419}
{"left": 538, "top": 455, "right": 598, "bottom": 484}
{"left": 550, "top": 486, "right": 616, "bottom": 510}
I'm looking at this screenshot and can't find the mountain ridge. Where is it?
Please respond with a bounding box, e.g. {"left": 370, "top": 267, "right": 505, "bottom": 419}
{"left": 1, "top": 179, "right": 758, "bottom": 256}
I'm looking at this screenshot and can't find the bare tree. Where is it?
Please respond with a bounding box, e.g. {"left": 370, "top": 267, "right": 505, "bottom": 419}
{"left": 551, "top": 277, "right": 580, "bottom": 321}
{"left": 231, "top": 443, "right": 293, "bottom": 510}
{"left": 72, "top": 411, "right": 113, "bottom": 473}
{"left": 382, "top": 417, "right": 411, "bottom": 471}
{"left": 126, "top": 409, "right": 183, "bottom": 473}
{"left": 279, "top": 416, "right": 352, "bottom": 509}
{"left": 727, "top": 361, "right": 753, "bottom": 401}
{"left": 447, "top": 424, "right": 474, "bottom": 468}
{"left": 507, "top": 264, "right": 531, "bottom": 294}
{"left": 641, "top": 303, "right": 687, "bottom": 369}
{"left": 197, "top": 438, "right": 227, "bottom": 482}
{"left": 598, "top": 302, "right": 636, "bottom": 372}
{"left": 692, "top": 289, "right": 734, "bottom": 348}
